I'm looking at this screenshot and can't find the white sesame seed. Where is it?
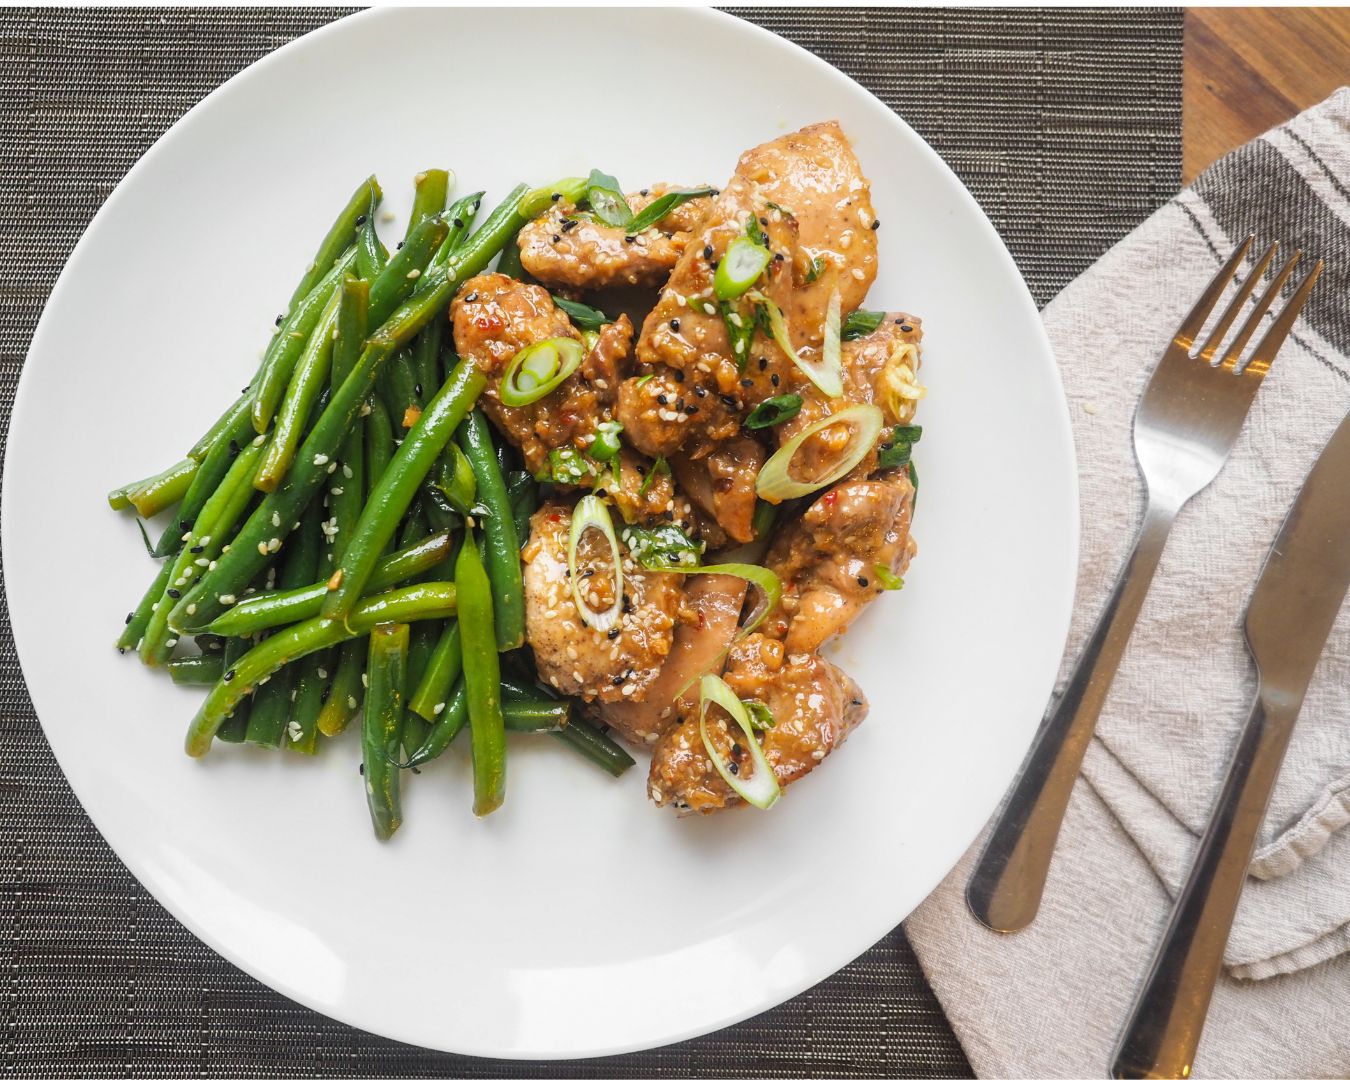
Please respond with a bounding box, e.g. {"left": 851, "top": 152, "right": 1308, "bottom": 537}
{"left": 267, "top": 538, "right": 281, "bottom": 552}
{"left": 220, "top": 544, "right": 229, "bottom": 553}
{"left": 621, "top": 683, "right": 637, "bottom": 696}
{"left": 573, "top": 670, "right": 584, "bottom": 682}
{"left": 359, "top": 404, "right": 371, "bottom": 417}
{"left": 331, "top": 486, "right": 344, "bottom": 496}
{"left": 208, "top": 561, "right": 217, "bottom": 571}
{"left": 313, "top": 454, "right": 329, "bottom": 466}
{"left": 565, "top": 645, "right": 578, "bottom": 661}
{"left": 650, "top": 787, "right": 664, "bottom": 803}
{"left": 850, "top": 268, "right": 866, "bottom": 281}
{"left": 165, "top": 638, "right": 178, "bottom": 648}
{"left": 317, "top": 668, "right": 327, "bottom": 679}
{"left": 327, "top": 461, "right": 337, "bottom": 474}
{"left": 380, "top": 208, "right": 395, "bottom": 223}
{"left": 361, "top": 673, "right": 368, "bottom": 688}
{"left": 186, "top": 604, "right": 197, "bottom": 615}
{"left": 433, "top": 702, "right": 445, "bottom": 715}
{"left": 257, "top": 542, "right": 269, "bottom": 555}
{"left": 219, "top": 594, "right": 236, "bottom": 605}
{"left": 286, "top": 720, "right": 303, "bottom": 741}
{"left": 347, "top": 696, "right": 358, "bottom": 709}
{"left": 342, "top": 463, "right": 354, "bottom": 478}
{"left": 644, "top": 730, "right": 658, "bottom": 742}
{"left": 271, "top": 512, "right": 281, "bottom": 527}
{"left": 252, "top": 434, "right": 266, "bottom": 447}
{"left": 406, "top": 268, "right": 421, "bottom": 280}
{"left": 195, "top": 558, "right": 209, "bottom": 567}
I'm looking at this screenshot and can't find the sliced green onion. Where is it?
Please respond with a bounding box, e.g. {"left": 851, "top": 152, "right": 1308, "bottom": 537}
{"left": 634, "top": 372, "right": 655, "bottom": 389}
{"left": 586, "top": 169, "right": 632, "bottom": 228}
{"left": 620, "top": 522, "right": 704, "bottom": 569}
{"left": 636, "top": 454, "right": 668, "bottom": 498}
{"left": 500, "top": 337, "right": 584, "bottom": 406}
{"left": 744, "top": 698, "right": 775, "bottom": 730}
{"left": 756, "top": 403, "right": 885, "bottom": 504}
{"left": 625, "top": 187, "right": 715, "bottom": 235}
{"left": 699, "top": 674, "right": 780, "bottom": 810}
{"left": 842, "top": 309, "right": 886, "bottom": 341}
{"left": 822, "top": 287, "right": 843, "bottom": 388}
{"left": 909, "top": 460, "right": 919, "bottom": 512}
{"left": 542, "top": 445, "right": 594, "bottom": 486}
{"left": 804, "top": 255, "right": 825, "bottom": 284}
{"left": 589, "top": 420, "right": 623, "bottom": 462}
{"left": 750, "top": 290, "right": 843, "bottom": 398}
{"left": 568, "top": 495, "right": 623, "bottom": 633}
{"left": 715, "top": 237, "right": 773, "bottom": 301}
{"left": 745, "top": 212, "right": 766, "bottom": 247}
{"left": 873, "top": 564, "right": 905, "bottom": 590}
{"left": 744, "top": 394, "right": 802, "bottom": 430}
{"left": 553, "top": 295, "right": 612, "bottom": 331}
{"left": 721, "top": 300, "right": 755, "bottom": 370}
{"left": 878, "top": 424, "right": 923, "bottom": 470}
{"left": 751, "top": 499, "right": 778, "bottom": 541}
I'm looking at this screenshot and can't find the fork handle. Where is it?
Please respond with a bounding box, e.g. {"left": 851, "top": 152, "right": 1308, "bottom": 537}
{"left": 1111, "top": 690, "right": 1299, "bottom": 1079}
{"left": 966, "top": 497, "right": 1177, "bottom": 932}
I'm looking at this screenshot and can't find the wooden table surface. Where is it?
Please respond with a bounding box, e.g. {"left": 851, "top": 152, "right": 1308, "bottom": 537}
{"left": 1186, "top": 8, "right": 1350, "bottom": 182}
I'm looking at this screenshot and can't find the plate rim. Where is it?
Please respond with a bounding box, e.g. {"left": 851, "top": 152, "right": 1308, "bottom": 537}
{"left": 2, "top": 6, "right": 1080, "bottom": 1059}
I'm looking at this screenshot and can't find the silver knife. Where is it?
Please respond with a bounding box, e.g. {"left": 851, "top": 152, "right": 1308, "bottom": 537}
{"left": 1112, "top": 407, "right": 1350, "bottom": 1080}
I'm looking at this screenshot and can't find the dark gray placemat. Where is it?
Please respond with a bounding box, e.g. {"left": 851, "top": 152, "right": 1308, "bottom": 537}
{"left": 0, "top": 8, "right": 1180, "bottom": 1077}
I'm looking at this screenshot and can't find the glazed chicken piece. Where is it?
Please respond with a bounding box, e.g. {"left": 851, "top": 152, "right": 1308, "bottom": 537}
{"left": 647, "top": 633, "right": 868, "bottom": 813}
{"left": 598, "top": 574, "right": 748, "bottom": 745}
{"left": 522, "top": 503, "right": 684, "bottom": 704}
{"left": 779, "top": 314, "right": 924, "bottom": 482}
{"left": 764, "top": 473, "right": 916, "bottom": 654}
{"left": 451, "top": 273, "right": 630, "bottom": 479}
{"left": 517, "top": 184, "right": 715, "bottom": 290}
{"left": 669, "top": 436, "right": 764, "bottom": 546}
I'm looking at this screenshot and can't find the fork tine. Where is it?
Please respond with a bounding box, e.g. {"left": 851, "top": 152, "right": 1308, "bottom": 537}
{"left": 1197, "top": 242, "right": 1279, "bottom": 363}
{"left": 1218, "top": 250, "right": 1302, "bottom": 372}
{"left": 1175, "top": 234, "right": 1254, "bottom": 348}
{"left": 1238, "top": 259, "right": 1324, "bottom": 378}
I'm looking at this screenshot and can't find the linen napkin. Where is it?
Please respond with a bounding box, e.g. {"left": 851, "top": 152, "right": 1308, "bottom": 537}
{"left": 906, "top": 90, "right": 1350, "bottom": 1077}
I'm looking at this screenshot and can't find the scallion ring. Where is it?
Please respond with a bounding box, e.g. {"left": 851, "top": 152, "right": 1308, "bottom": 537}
{"left": 715, "top": 237, "right": 773, "bottom": 301}
{"left": 699, "top": 674, "right": 781, "bottom": 809}
{"left": 756, "top": 403, "right": 885, "bottom": 504}
{"left": 749, "top": 290, "right": 843, "bottom": 398}
{"left": 568, "top": 495, "right": 623, "bottom": 633}
{"left": 500, "top": 337, "right": 584, "bottom": 407}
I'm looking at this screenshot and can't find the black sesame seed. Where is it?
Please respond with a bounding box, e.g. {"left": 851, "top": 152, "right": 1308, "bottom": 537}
{"left": 359, "top": 762, "right": 365, "bottom": 775}
{"left": 624, "top": 235, "right": 636, "bottom": 244}
{"left": 612, "top": 675, "right": 625, "bottom": 687}
{"left": 670, "top": 318, "right": 681, "bottom": 332}
{"left": 759, "top": 216, "right": 768, "bottom": 227}
{"left": 117, "top": 646, "right": 125, "bottom": 654}
{"left": 229, "top": 440, "right": 240, "bottom": 453}
{"left": 223, "top": 670, "right": 236, "bottom": 682}
{"left": 673, "top": 369, "right": 685, "bottom": 383}
{"left": 657, "top": 394, "right": 668, "bottom": 405}
{"left": 453, "top": 217, "right": 464, "bottom": 228}
{"left": 662, "top": 509, "right": 675, "bottom": 521}
{"left": 728, "top": 761, "right": 740, "bottom": 775}
{"left": 190, "top": 545, "right": 204, "bottom": 554}
{"left": 773, "top": 252, "right": 785, "bottom": 262}
{"left": 639, "top": 188, "right": 649, "bottom": 196}
{"left": 740, "top": 378, "right": 752, "bottom": 388}
{"left": 720, "top": 394, "right": 738, "bottom": 409}
{"left": 356, "top": 214, "right": 367, "bottom": 226}
{"left": 731, "top": 743, "right": 744, "bottom": 759}
{"left": 607, "top": 627, "right": 620, "bottom": 639}
{"left": 684, "top": 404, "right": 698, "bottom": 415}
{"left": 551, "top": 234, "right": 560, "bottom": 243}
{"left": 464, "top": 291, "right": 478, "bottom": 303}
{"left": 582, "top": 568, "right": 595, "bottom": 578}
{"left": 857, "top": 576, "right": 869, "bottom": 587}
{"left": 623, "top": 595, "right": 634, "bottom": 613}
{"left": 551, "top": 192, "right": 562, "bottom": 201}
{"left": 870, "top": 219, "right": 881, "bottom": 230}
{"left": 703, "top": 244, "right": 714, "bottom": 260}
{"left": 274, "top": 314, "right": 284, "bottom": 326}
{"left": 901, "top": 324, "right": 914, "bottom": 332}
{"left": 180, "top": 519, "right": 192, "bottom": 531}
{"left": 695, "top": 386, "right": 707, "bottom": 398}
{"left": 710, "top": 259, "right": 719, "bottom": 270}
{"left": 561, "top": 219, "right": 578, "bottom": 233}
{"left": 770, "top": 373, "right": 780, "bottom": 387}
{"left": 166, "top": 589, "right": 181, "bottom": 599}
{"left": 124, "top": 612, "right": 134, "bottom": 625}
{"left": 396, "top": 241, "right": 404, "bottom": 250}
{"left": 851, "top": 698, "right": 862, "bottom": 707}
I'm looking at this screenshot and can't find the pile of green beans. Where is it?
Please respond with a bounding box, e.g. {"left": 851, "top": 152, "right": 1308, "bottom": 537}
{"left": 108, "top": 168, "right": 634, "bottom": 841}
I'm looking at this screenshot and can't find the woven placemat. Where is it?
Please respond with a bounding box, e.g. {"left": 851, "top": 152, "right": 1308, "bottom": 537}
{"left": 0, "top": 8, "right": 1181, "bottom": 1077}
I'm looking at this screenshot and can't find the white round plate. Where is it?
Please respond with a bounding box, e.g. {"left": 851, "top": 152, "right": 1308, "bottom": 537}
{"left": 3, "top": 7, "right": 1077, "bottom": 1060}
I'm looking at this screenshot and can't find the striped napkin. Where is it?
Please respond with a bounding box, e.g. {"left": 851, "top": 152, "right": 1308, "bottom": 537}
{"left": 906, "top": 91, "right": 1350, "bottom": 1078}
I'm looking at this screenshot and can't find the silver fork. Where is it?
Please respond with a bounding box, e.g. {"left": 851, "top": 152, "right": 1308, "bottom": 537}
{"left": 965, "top": 237, "right": 1324, "bottom": 933}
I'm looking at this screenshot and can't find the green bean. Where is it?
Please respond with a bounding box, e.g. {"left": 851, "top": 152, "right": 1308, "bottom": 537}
{"left": 201, "top": 530, "right": 453, "bottom": 637}
{"left": 285, "top": 176, "right": 381, "bottom": 313}
{"left": 367, "top": 214, "right": 450, "bottom": 329}
{"left": 252, "top": 247, "right": 359, "bottom": 435}
{"left": 402, "top": 713, "right": 430, "bottom": 759}
{"left": 317, "top": 639, "right": 365, "bottom": 737}
{"left": 140, "top": 440, "right": 265, "bottom": 665}
{"left": 428, "top": 191, "right": 485, "bottom": 272}
{"left": 365, "top": 397, "right": 396, "bottom": 495}
{"left": 185, "top": 582, "right": 457, "bottom": 756}
{"left": 255, "top": 275, "right": 348, "bottom": 492}
{"left": 397, "top": 501, "right": 431, "bottom": 550}
{"left": 110, "top": 457, "right": 198, "bottom": 517}
{"left": 379, "top": 350, "right": 421, "bottom": 425}
{"left": 408, "top": 621, "right": 461, "bottom": 721}
{"left": 457, "top": 410, "right": 524, "bottom": 650}
{"left": 507, "top": 471, "right": 538, "bottom": 549}
{"left": 117, "top": 558, "right": 174, "bottom": 653}
{"left": 503, "top": 699, "right": 570, "bottom": 731}
{"left": 326, "top": 278, "right": 369, "bottom": 571}
{"left": 166, "top": 654, "right": 224, "bottom": 685}
{"left": 322, "top": 358, "right": 485, "bottom": 625}
{"left": 356, "top": 192, "right": 388, "bottom": 281}
{"left": 154, "top": 404, "right": 258, "bottom": 557}
{"left": 407, "top": 169, "right": 451, "bottom": 236}
{"left": 362, "top": 622, "right": 408, "bottom": 840}
{"left": 550, "top": 715, "right": 636, "bottom": 777}
{"left": 402, "top": 620, "right": 438, "bottom": 755}
{"left": 285, "top": 649, "right": 328, "bottom": 754}
{"left": 456, "top": 533, "right": 505, "bottom": 815}
{"left": 402, "top": 681, "right": 568, "bottom": 769}
{"left": 410, "top": 318, "right": 443, "bottom": 407}
{"left": 243, "top": 497, "right": 325, "bottom": 748}
{"left": 495, "top": 226, "right": 526, "bottom": 280}
{"left": 215, "top": 636, "right": 253, "bottom": 743}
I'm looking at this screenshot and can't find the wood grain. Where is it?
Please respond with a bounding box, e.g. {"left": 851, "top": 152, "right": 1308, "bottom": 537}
{"left": 1185, "top": 8, "right": 1350, "bottom": 182}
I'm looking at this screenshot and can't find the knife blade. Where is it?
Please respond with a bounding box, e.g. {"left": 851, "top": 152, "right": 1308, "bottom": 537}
{"left": 1245, "top": 407, "right": 1350, "bottom": 694}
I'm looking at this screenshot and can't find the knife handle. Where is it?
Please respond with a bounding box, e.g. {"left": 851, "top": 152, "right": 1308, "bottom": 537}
{"left": 966, "top": 498, "right": 1177, "bottom": 932}
{"left": 1111, "top": 689, "right": 1299, "bottom": 1079}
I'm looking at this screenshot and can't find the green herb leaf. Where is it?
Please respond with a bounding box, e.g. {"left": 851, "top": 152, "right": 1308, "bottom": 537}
{"left": 763, "top": 201, "right": 793, "bottom": 217}
{"left": 721, "top": 300, "right": 756, "bottom": 370}
{"left": 553, "top": 295, "right": 613, "bottom": 331}
{"left": 586, "top": 169, "right": 633, "bottom": 228}
{"left": 637, "top": 455, "right": 670, "bottom": 499}
{"left": 745, "top": 211, "right": 766, "bottom": 246}
{"left": 743, "top": 698, "right": 776, "bottom": 730}
{"left": 635, "top": 372, "right": 655, "bottom": 389}
{"left": 877, "top": 424, "right": 923, "bottom": 470}
{"left": 909, "top": 460, "right": 919, "bottom": 512}
{"left": 626, "top": 187, "right": 716, "bottom": 235}
{"left": 873, "top": 564, "right": 905, "bottom": 591}
{"left": 841, "top": 309, "right": 886, "bottom": 341}
{"left": 804, "top": 255, "right": 826, "bottom": 284}
{"left": 744, "top": 394, "right": 803, "bottom": 430}
{"left": 751, "top": 499, "right": 778, "bottom": 541}
{"left": 621, "top": 522, "right": 705, "bottom": 570}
